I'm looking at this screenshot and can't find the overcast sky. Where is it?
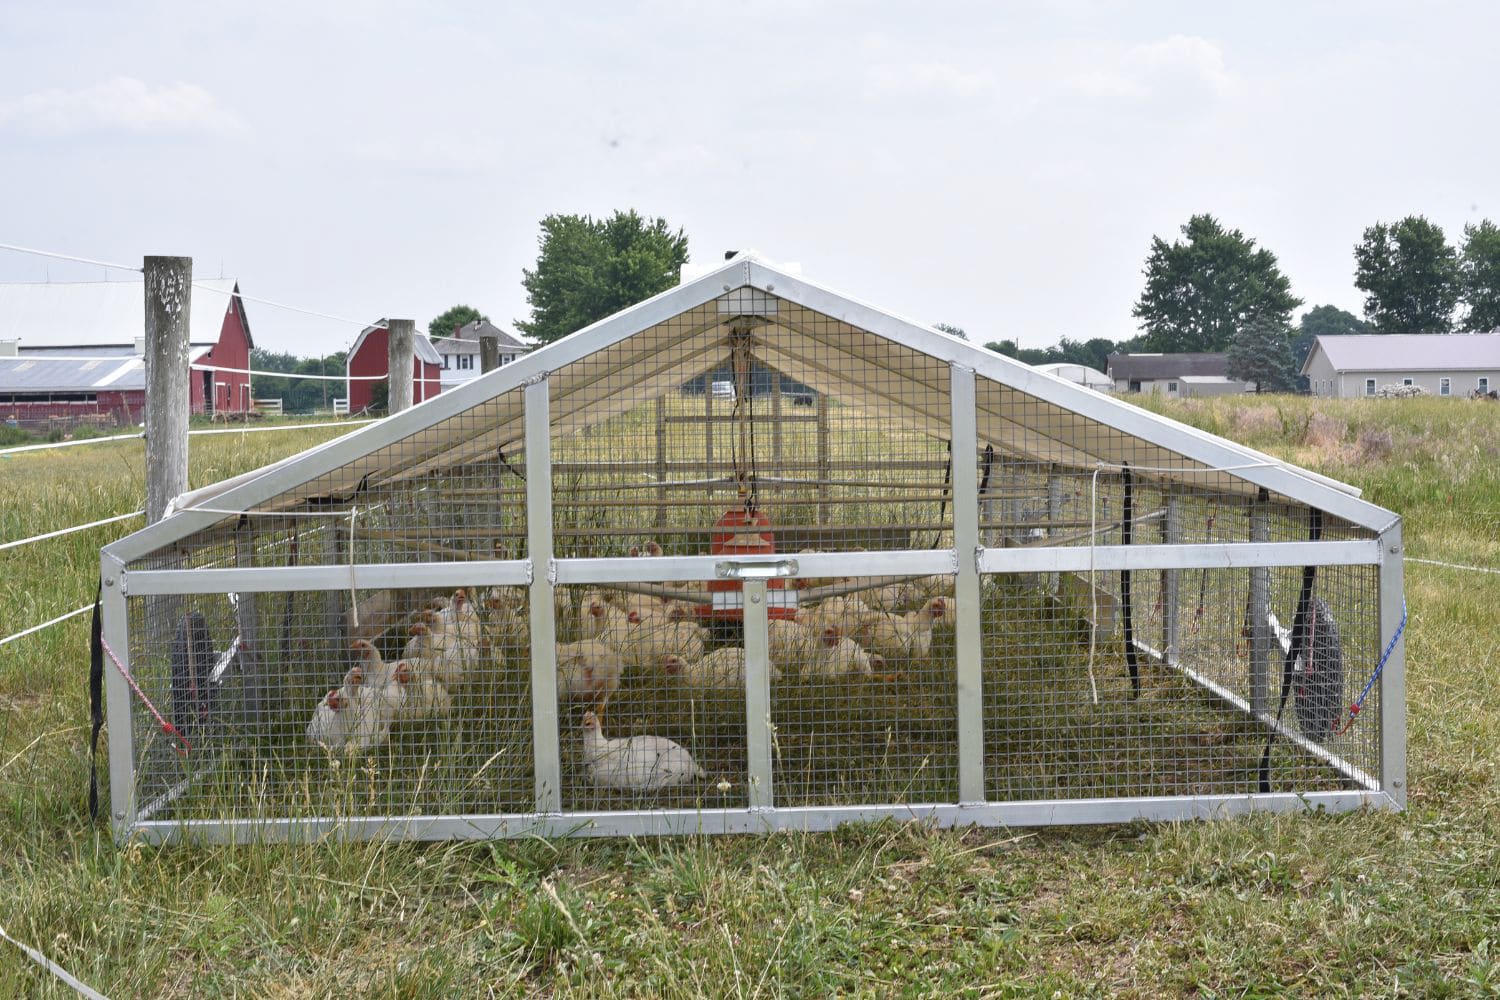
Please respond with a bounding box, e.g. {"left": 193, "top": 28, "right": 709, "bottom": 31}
{"left": 1, "top": 1, "right": 1495, "bottom": 355}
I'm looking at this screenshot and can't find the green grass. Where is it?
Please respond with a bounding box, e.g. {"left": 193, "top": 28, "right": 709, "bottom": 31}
{"left": 3, "top": 397, "right": 1500, "bottom": 997}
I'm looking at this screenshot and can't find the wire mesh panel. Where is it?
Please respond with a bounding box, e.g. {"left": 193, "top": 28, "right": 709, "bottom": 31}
{"left": 979, "top": 561, "right": 1382, "bottom": 801}
{"left": 555, "top": 578, "right": 748, "bottom": 812}
{"left": 124, "top": 580, "right": 535, "bottom": 826}
{"left": 772, "top": 571, "right": 959, "bottom": 806}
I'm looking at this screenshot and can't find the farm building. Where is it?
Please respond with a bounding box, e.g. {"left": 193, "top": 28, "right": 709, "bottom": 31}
{"left": 1035, "top": 362, "right": 1112, "bottom": 392}
{"left": 1107, "top": 352, "right": 1251, "bottom": 397}
{"left": 0, "top": 278, "right": 252, "bottom": 427}
{"left": 430, "top": 318, "right": 531, "bottom": 390}
{"left": 344, "top": 321, "right": 444, "bottom": 414}
{"left": 1302, "top": 333, "right": 1500, "bottom": 398}
{"left": 98, "top": 254, "right": 1405, "bottom": 844}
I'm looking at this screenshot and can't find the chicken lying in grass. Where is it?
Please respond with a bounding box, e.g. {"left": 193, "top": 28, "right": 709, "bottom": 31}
{"left": 794, "top": 594, "right": 871, "bottom": 635}
{"left": 305, "top": 661, "right": 403, "bottom": 751}
{"left": 580, "top": 709, "right": 704, "bottom": 791}
{"left": 665, "top": 647, "right": 783, "bottom": 693}
{"left": 581, "top": 598, "right": 632, "bottom": 644}
{"left": 807, "top": 624, "right": 889, "bottom": 678}
{"left": 350, "top": 639, "right": 451, "bottom": 720}
{"left": 856, "top": 597, "right": 948, "bottom": 662}
{"left": 556, "top": 638, "right": 627, "bottom": 706}
{"left": 618, "top": 608, "right": 705, "bottom": 668}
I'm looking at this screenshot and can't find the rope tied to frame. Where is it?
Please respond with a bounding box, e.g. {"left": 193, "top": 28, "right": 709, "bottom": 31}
{"left": 1335, "top": 599, "right": 1407, "bottom": 736}
{"left": 98, "top": 635, "right": 192, "bottom": 757}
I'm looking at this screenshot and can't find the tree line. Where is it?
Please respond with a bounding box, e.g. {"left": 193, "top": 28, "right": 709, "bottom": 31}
{"left": 255, "top": 208, "right": 1500, "bottom": 408}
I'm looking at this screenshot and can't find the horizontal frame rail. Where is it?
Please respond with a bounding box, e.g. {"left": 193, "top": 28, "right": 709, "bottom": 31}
{"left": 978, "top": 539, "right": 1380, "bottom": 575}
{"left": 123, "top": 560, "right": 532, "bottom": 596}
{"left": 129, "top": 790, "right": 1398, "bottom": 844}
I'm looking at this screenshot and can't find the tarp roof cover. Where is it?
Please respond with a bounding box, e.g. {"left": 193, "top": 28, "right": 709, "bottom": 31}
{"left": 109, "top": 255, "right": 1394, "bottom": 564}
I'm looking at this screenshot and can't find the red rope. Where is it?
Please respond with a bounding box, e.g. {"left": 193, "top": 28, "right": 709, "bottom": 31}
{"left": 98, "top": 636, "right": 192, "bottom": 756}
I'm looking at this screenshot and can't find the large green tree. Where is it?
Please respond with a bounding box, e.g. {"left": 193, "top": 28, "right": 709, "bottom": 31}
{"left": 517, "top": 210, "right": 690, "bottom": 344}
{"left": 1353, "top": 215, "right": 1460, "bottom": 333}
{"left": 1133, "top": 214, "right": 1301, "bottom": 353}
{"left": 428, "top": 304, "right": 486, "bottom": 341}
{"left": 1460, "top": 219, "right": 1500, "bottom": 332}
{"left": 1226, "top": 317, "right": 1297, "bottom": 394}
{"left": 250, "top": 349, "right": 348, "bottom": 414}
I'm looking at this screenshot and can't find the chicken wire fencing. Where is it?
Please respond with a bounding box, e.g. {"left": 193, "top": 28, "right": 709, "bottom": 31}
{"left": 100, "top": 285, "right": 1404, "bottom": 843}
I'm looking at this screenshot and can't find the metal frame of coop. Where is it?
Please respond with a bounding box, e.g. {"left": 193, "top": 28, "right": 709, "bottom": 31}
{"left": 100, "top": 255, "right": 1406, "bottom": 845}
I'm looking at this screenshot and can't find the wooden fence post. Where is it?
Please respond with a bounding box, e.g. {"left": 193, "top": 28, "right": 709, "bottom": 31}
{"left": 387, "top": 319, "right": 415, "bottom": 413}
{"left": 144, "top": 255, "right": 191, "bottom": 525}
{"left": 480, "top": 334, "right": 500, "bottom": 373}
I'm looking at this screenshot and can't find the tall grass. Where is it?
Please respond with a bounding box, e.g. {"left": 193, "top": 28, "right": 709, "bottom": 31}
{"left": 2, "top": 396, "right": 1498, "bottom": 996}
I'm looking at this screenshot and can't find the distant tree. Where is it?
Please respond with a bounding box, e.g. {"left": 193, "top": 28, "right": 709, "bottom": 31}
{"left": 428, "top": 304, "right": 486, "bottom": 341}
{"left": 1354, "top": 216, "right": 1460, "bottom": 333}
{"left": 1226, "top": 317, "right": 1298, "bottom": 394}
{"left": 517, "top": 210, "right": 690, "bottom": 344}
{"left": 250, "top": 349, "right": 348, "bottom": 414}
{"left": 1460, "top": 219, "right": 1500, "bottom": 332}
{"left": 934, "top": 322, "right": 969, "bottom": 340}
{"left": 1133, "top": 214, "right": 1301, "bottom": 353}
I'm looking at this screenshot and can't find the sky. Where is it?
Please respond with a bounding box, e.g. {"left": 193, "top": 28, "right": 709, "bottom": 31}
{"left": 1, "top": 1, "right": 1497, "bottom": 355}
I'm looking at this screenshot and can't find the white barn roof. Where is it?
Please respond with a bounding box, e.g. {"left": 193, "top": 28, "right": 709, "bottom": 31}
{"left": 0, "top": 278, "right": 244, "bottom": 348}
{"left": 110, "top": 255, "right": 1394, "bottom": 562}
{"left": 1303, "top": 333, "right": 1500, "bottom": 375}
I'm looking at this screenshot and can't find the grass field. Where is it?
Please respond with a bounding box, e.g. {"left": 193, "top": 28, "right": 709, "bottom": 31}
{"left": 2, "top": 396, "right": 1498, "bottom": 997}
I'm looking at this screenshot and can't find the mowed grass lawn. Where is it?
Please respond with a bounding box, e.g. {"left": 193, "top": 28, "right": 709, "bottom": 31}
{"left": 2, "top": 396, "right": 1498, "bottom": 998}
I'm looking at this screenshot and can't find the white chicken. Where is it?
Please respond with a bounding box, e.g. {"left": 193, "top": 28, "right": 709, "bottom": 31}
{"left": 305, "top": 665, "right": 403, "bottom": 751}
{"left": 806, "top": 625, "right": 887, "bottom": 678}
{"left": 669, "top": 646, "right": 783, "bottom": 693}
{"left": 581, "top": 597, "right": 631, "bottom": 644}
{"left": 768, "top": 618, "right": 824, "bottom": 671}
{"left": 795, "top": 594, "right": 871, "bottom": 634}
{"left": 580, "top": 710, "right": 704, "bottom": 791}
{"left": 620, "top": 610, "right": 705, "bottom": 668}
{"left": 389, "top": 658, "right": 453, "bottom": 721}
{"left": 555, "top": 638, "right": 627, "bottom": 706}
{"left": 857, "top": 597, "right": 947, "bottom": 662}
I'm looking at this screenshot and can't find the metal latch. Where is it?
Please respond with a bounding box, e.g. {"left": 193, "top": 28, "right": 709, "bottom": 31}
{"left": 716, "top": 558, "right": 799, "bottom": 580}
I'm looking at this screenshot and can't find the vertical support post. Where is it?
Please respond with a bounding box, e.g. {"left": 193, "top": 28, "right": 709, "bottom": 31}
{"left": 950, "top": 365, "right": 985, "bottom": 805}
{"left": 1248, "top": 490, "right": 1272, "bottom": 714}
{"left": 144, "top": 255, "right": 191, "bottom": 526}
{"left": 742, "top": 578, "right": 774, "bottom": 812}
{"left": 1163, "top": 491, "right": 1181, "bottom": 665}
{"left": 234, "top": 524, "right": 262, "bottom": 727}
{"left": 1379, "top": 520, "right": 1407, "bottom": 808}
{"left": 1046, "top": 470, "right": 1065, "bottom": 595}
{"left": 655, "top": 396, "right": 668, "bottom": 531}
{"left": 100, "top": 555, "right": 135, "bottom": 841}
{"left": 386, "top": 319, "right": 415, "bottom": 414}
{"left": 479, "top": 334, "right": 500, "bottom": 374}
{"left": 525, "top": 377, "right": 561, "bottom": 813}
{"left": 815, "top": 392, "right": 831, "bottom": 525}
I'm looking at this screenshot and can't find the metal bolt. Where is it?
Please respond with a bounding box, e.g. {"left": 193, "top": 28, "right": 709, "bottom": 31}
{"left": 750, "top": 593, "right": 761, "bottom": 604}
{"left": 114, "top": 810, "right": 125, "bottom": 820}
{"left": 104, "top": 577, "right": 115, "bottom": 587}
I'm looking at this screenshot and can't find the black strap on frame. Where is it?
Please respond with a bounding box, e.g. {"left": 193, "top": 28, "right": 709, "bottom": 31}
{"left": 1120, "top": 463, "right": 1140, "bottom": 698}
{"left": 1257, "top": 507, "right": 1323, "bottom": 793}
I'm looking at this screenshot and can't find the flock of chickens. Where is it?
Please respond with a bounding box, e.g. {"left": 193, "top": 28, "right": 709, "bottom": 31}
{"left": 305, "top": 545, "right": 956, "bottom": 793}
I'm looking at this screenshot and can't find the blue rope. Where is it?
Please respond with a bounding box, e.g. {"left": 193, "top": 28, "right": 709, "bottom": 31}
{"left": 1338, "top": 598, "right": 1407, "bottom": 734}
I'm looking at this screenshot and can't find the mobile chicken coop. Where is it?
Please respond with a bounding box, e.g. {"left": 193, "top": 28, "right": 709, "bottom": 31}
{"left": 99, "top": 255, "right": 1406, "bottom": 844}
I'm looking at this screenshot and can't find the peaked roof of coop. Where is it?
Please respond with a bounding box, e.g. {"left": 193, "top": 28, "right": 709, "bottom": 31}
{"left": 106, "top": 255, "right": 1395, "bottom": 562}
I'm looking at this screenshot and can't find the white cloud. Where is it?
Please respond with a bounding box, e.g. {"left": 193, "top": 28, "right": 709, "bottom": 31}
{"left": 1070, "top": 35, "right": 1237, "bottom": 100}
{"left": 0, "top": 77, "right": 242, "bottom": 135}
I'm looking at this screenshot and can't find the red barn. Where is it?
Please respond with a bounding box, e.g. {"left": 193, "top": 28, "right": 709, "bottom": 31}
{"left": 345, "top": 321, "right": 444, "bottom": 414}
{"left": 0, "top": 278, "right": 253, "bottom": 428}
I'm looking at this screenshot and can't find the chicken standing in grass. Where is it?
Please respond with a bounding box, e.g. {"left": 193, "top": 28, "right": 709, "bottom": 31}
{"left": 556, "top": 638, "right": 627, "bottom": 706}
{"left": 580, "top": 710, "right": 705, "bottom": 791}
{"left": 305, "top": 663, "right": 403, "bottom": 751}
{"left": 390, "top": 659, "right": 453, "bottom": 721}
